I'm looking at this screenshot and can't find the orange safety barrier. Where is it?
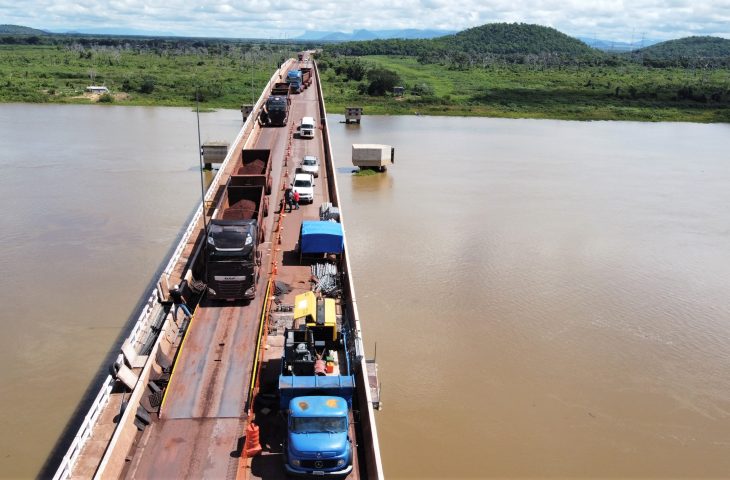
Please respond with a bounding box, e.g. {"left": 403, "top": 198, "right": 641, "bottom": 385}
{"left": 244, "top": 422, "right": 262, "bottom": 457}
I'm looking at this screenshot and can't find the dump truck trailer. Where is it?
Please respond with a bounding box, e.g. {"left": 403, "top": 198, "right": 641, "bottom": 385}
{"left": 206, "top": 182, "right": 268, "bottom": 300}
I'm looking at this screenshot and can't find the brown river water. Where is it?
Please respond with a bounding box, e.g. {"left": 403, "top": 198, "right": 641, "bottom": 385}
{"left": 2, "top": 104, "right": 730, "bottom": 479}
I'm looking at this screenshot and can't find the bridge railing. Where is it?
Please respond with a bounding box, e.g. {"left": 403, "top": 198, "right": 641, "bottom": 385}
{"left": 314, "top": 59, "right": 385, "bottom": 480}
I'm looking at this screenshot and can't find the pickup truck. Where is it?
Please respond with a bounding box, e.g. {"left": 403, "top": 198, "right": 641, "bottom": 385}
{"left": 292, "top": 173, "right": 314, "bottom": 204}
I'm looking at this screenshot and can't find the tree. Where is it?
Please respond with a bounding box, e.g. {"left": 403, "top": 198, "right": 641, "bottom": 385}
{"left": 366, "top": 68, "right": 401, "bottom": 96}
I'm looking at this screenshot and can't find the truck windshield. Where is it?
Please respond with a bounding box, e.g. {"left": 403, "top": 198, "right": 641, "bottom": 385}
{"left": 294, "top": 179, "right": 311, "bottom": 187}
{"left": 208, "top": 223, "right": 253, "bottom": 253}
{"left": 303, "top": 158, "right": 316, "bottom": 166}
{"left": 291, "top": 417, "right": 347, "bottom": 433}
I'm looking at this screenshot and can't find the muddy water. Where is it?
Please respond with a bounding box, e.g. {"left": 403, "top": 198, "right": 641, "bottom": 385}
{"left": 2, "top": 105, "right": 730, "bottom": 479}
{"left": 329, "top": 116, "right": 730, "bottom": 478}
{"left": 0, "top": 104, "right": 240, "bottom": 479}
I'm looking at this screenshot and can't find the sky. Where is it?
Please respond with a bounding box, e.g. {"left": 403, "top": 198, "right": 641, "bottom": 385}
{"left": 2, "top": 0, "right": 729, "bottom": 41}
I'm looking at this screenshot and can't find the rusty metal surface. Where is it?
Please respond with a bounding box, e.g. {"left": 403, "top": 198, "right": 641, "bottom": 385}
{"left": 125, "top": 418, "right": 244, "bottom": 479}
{"left": 161, "top": 301, "right": 260, "bottom": 420}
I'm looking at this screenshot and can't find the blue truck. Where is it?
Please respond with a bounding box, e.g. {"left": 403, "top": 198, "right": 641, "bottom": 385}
{"left": 285, "top": 396, "right": 353, "bottom": 476}
{"left": 286, "top": 69, "right": 303, "bottom": 94}
{"left": 280, "top": 291, "right": 354, "bottom": 477}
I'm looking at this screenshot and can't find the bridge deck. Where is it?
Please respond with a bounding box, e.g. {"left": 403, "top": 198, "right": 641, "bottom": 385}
{"left": 122, "top": 61, "right": 360, "bottom": 479}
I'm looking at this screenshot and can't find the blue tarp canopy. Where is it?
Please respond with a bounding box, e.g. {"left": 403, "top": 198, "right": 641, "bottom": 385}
{"left": 300, "top": 221, "right": 344, "bottom": 254}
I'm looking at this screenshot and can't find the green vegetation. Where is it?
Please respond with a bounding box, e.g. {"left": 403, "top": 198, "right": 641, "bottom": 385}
{"left": 320, "top": 55, "right": 730, "bottom": 122}
{"left": 638, "top": 36, "right": 730, "bottom": 67}
{"left": 0, "top": 24, "right": 729, "bottom": 122}
{"left": 0, "top": 39, "right": 297, "bottom": 107}
{"left": 353, "top": 168, "right": 379, "bottom": 177}
{"left": 320, "top": 23, "right": 730, "bottom": 122}
{"left": 327, "top": 23, "right": 598, "bottom": 66}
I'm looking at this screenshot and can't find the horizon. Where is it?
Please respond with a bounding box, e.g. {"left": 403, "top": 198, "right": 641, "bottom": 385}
{"left": 2, "top": 1, "right": 728, "bottom": 44}
{"left": 4, "top": 23, "right": 723, "bottom": 47}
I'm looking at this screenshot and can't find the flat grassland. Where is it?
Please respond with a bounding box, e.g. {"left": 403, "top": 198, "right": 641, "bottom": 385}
{"left": 1, "top": 45, "right": 729, "bottom": 122}
{"left": 321, "top": 55, "right": 730, "bottom": 122}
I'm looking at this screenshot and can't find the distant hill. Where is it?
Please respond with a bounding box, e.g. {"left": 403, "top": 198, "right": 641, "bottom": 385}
{"left": 297, "top": 28, "right": 455, "bottom": 41}
{"left": 53, "top": 27, "right": 178, "bottom": 37}
{"left": 438, "top": 23, "right": 595, "bottom": 56}
{"left": 0, "top": 24, "right": 48, "bottom": 35}
{"left": 326, "top": 23, "right": 600, "bottom": 59}
{"left": 637, "top": 36, "right": 730, "bottom": 59}
{"left": 577, "top": 36, "right": 662, "bottom": 52}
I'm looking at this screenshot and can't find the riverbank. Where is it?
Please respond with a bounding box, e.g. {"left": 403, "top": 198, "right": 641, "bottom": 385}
{"left": 2, "top": 46, "right": 728, "bottom": 122}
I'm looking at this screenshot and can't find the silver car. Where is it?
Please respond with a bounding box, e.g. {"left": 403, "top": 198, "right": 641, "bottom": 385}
{"left": 299, "top": 155, "right": 320, "bottom": 178}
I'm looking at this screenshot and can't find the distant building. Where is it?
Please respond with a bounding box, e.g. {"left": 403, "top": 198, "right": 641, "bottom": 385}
{"left": 393, "top": 86, "right": 405, "bottom": 96}
{"left": 86, "top": 86, "right": 109, "bottom": 94}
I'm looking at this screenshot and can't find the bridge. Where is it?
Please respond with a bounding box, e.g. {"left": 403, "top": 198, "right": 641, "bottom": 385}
{"left": 51, "top": 54, "right": 383, "bottom": 480}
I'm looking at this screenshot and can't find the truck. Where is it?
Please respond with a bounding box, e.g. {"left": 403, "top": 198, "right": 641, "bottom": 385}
{"left": 300, "top": 67, "right": 313, "bottom": 88}
{"left": 260, "top": 83, "right": 290, "bottom": 127}
{"left": 352, "top": 143, "right": 395, "bottom": 172}
{"left": 234, "top": 148, "right": 273, "bottom": 194}
{"left": 281, "top": 292, "right": 355, "bottom": 477}
{"left": 292, "top": 172, "right": 315, "bottom": 204}
{"left": 205, "top": 180, "right": 268, "bottom": 301}
{"left": 286, "top": 69, "right": 303, "bottom": 93}
{"left": 299, "top": 116, "right": 315, "bottom": 139}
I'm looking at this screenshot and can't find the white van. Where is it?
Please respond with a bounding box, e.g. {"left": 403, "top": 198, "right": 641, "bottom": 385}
{"left": 300, "top": 116, "right": 315, "bottom": 139}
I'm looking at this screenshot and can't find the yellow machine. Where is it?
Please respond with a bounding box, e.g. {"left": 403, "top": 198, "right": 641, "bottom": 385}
{"left": 293, "top": 291, "right": 337, "bottom": 342}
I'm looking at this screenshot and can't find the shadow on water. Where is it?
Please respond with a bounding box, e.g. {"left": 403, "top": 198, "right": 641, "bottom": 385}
{"left": 37, "top": 202, "right": 203, "bottom": 479}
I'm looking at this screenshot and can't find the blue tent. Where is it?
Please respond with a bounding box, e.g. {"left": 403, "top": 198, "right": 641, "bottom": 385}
{"left": 300, "top": 221, "right": 344, "bottom": 254}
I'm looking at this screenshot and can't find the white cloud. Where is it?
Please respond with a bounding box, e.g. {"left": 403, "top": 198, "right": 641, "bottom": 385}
{"left": 3, "top": 0, "right": 729, "bottom": 40}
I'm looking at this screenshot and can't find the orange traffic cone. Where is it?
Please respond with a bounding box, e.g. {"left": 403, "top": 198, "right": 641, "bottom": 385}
{"left": 244, "top": 422, "right": 262, "bottom": 457}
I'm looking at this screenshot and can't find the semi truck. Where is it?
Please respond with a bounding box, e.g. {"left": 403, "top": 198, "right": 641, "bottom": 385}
{"left": 280, "top": 292, "right": 355, "bottom": 477}
{"left": 261, "top": 83, "right": 290, "bottom": 127}
{"left": 286, "top": 69, "right": 303, "bottom": 93}
{"left": 205, "top": 180, "right": 268, "bottom": 301}
{"left": 234, "top": 148, "right": 273, "bottom": 194}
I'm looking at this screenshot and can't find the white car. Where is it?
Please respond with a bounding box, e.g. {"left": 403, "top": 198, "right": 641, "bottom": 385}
{"left": 298, "top": 155, "right": 320, "bottom": 178}
{"left": 292, "top": 173, "right": 315, "bottom": 204}
{"left": 299, "top": 116, "right": 315, "bottom": 139}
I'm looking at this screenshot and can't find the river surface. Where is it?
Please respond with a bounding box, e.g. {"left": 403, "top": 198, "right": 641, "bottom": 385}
{"left": 2, "top": 105, "right": 730, "bottom": 479}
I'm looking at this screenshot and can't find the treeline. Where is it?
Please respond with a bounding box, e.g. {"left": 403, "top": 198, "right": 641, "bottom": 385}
{"left": 637, "top": 36, "right": 730, "bottom": 68}
{"left": 0, "top": 32, "right": 316, "bottom": 55}
{"left": 324, "top": 23, "right": 730, "bottom": 71}
{"left": 325, "top": 23, "right": 604, "bottom": 68}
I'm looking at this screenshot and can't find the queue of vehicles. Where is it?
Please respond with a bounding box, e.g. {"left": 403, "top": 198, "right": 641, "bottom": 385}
{"left": 49, "top": 53, "right": 379, "bottom": 480}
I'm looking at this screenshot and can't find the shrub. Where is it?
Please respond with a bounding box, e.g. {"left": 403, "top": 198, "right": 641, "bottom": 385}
{"left": 366, "top": 68, "right": 401, "bottom": 96}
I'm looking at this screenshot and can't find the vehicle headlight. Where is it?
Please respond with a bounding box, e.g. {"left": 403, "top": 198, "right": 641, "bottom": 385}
{"left": 291, "top": 459, "right": 301, "bottom": 467}
{"left": 245, "top": 286, "right": 255, "bottom": 295}
{"left": 207, "top": 236, "right": 215, "bottom": 246}
{"left": 245, "top": 234, "right": 253, "bottom": 246}
{"left": 337, "top": 459, "right": 345, "bottom": 466}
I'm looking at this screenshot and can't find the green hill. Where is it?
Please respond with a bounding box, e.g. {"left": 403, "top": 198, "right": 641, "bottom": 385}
{"left": 638, "top": 36, "right": 730, "bottom": 59}
{"left": 438, "top": 23, "right": 595, "bottom": 56}
{"left": 0, "top": 24, "right": 48, "bottom": 35}
{"left": 325, "top": 23, "right": 599, "bottom": 60}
